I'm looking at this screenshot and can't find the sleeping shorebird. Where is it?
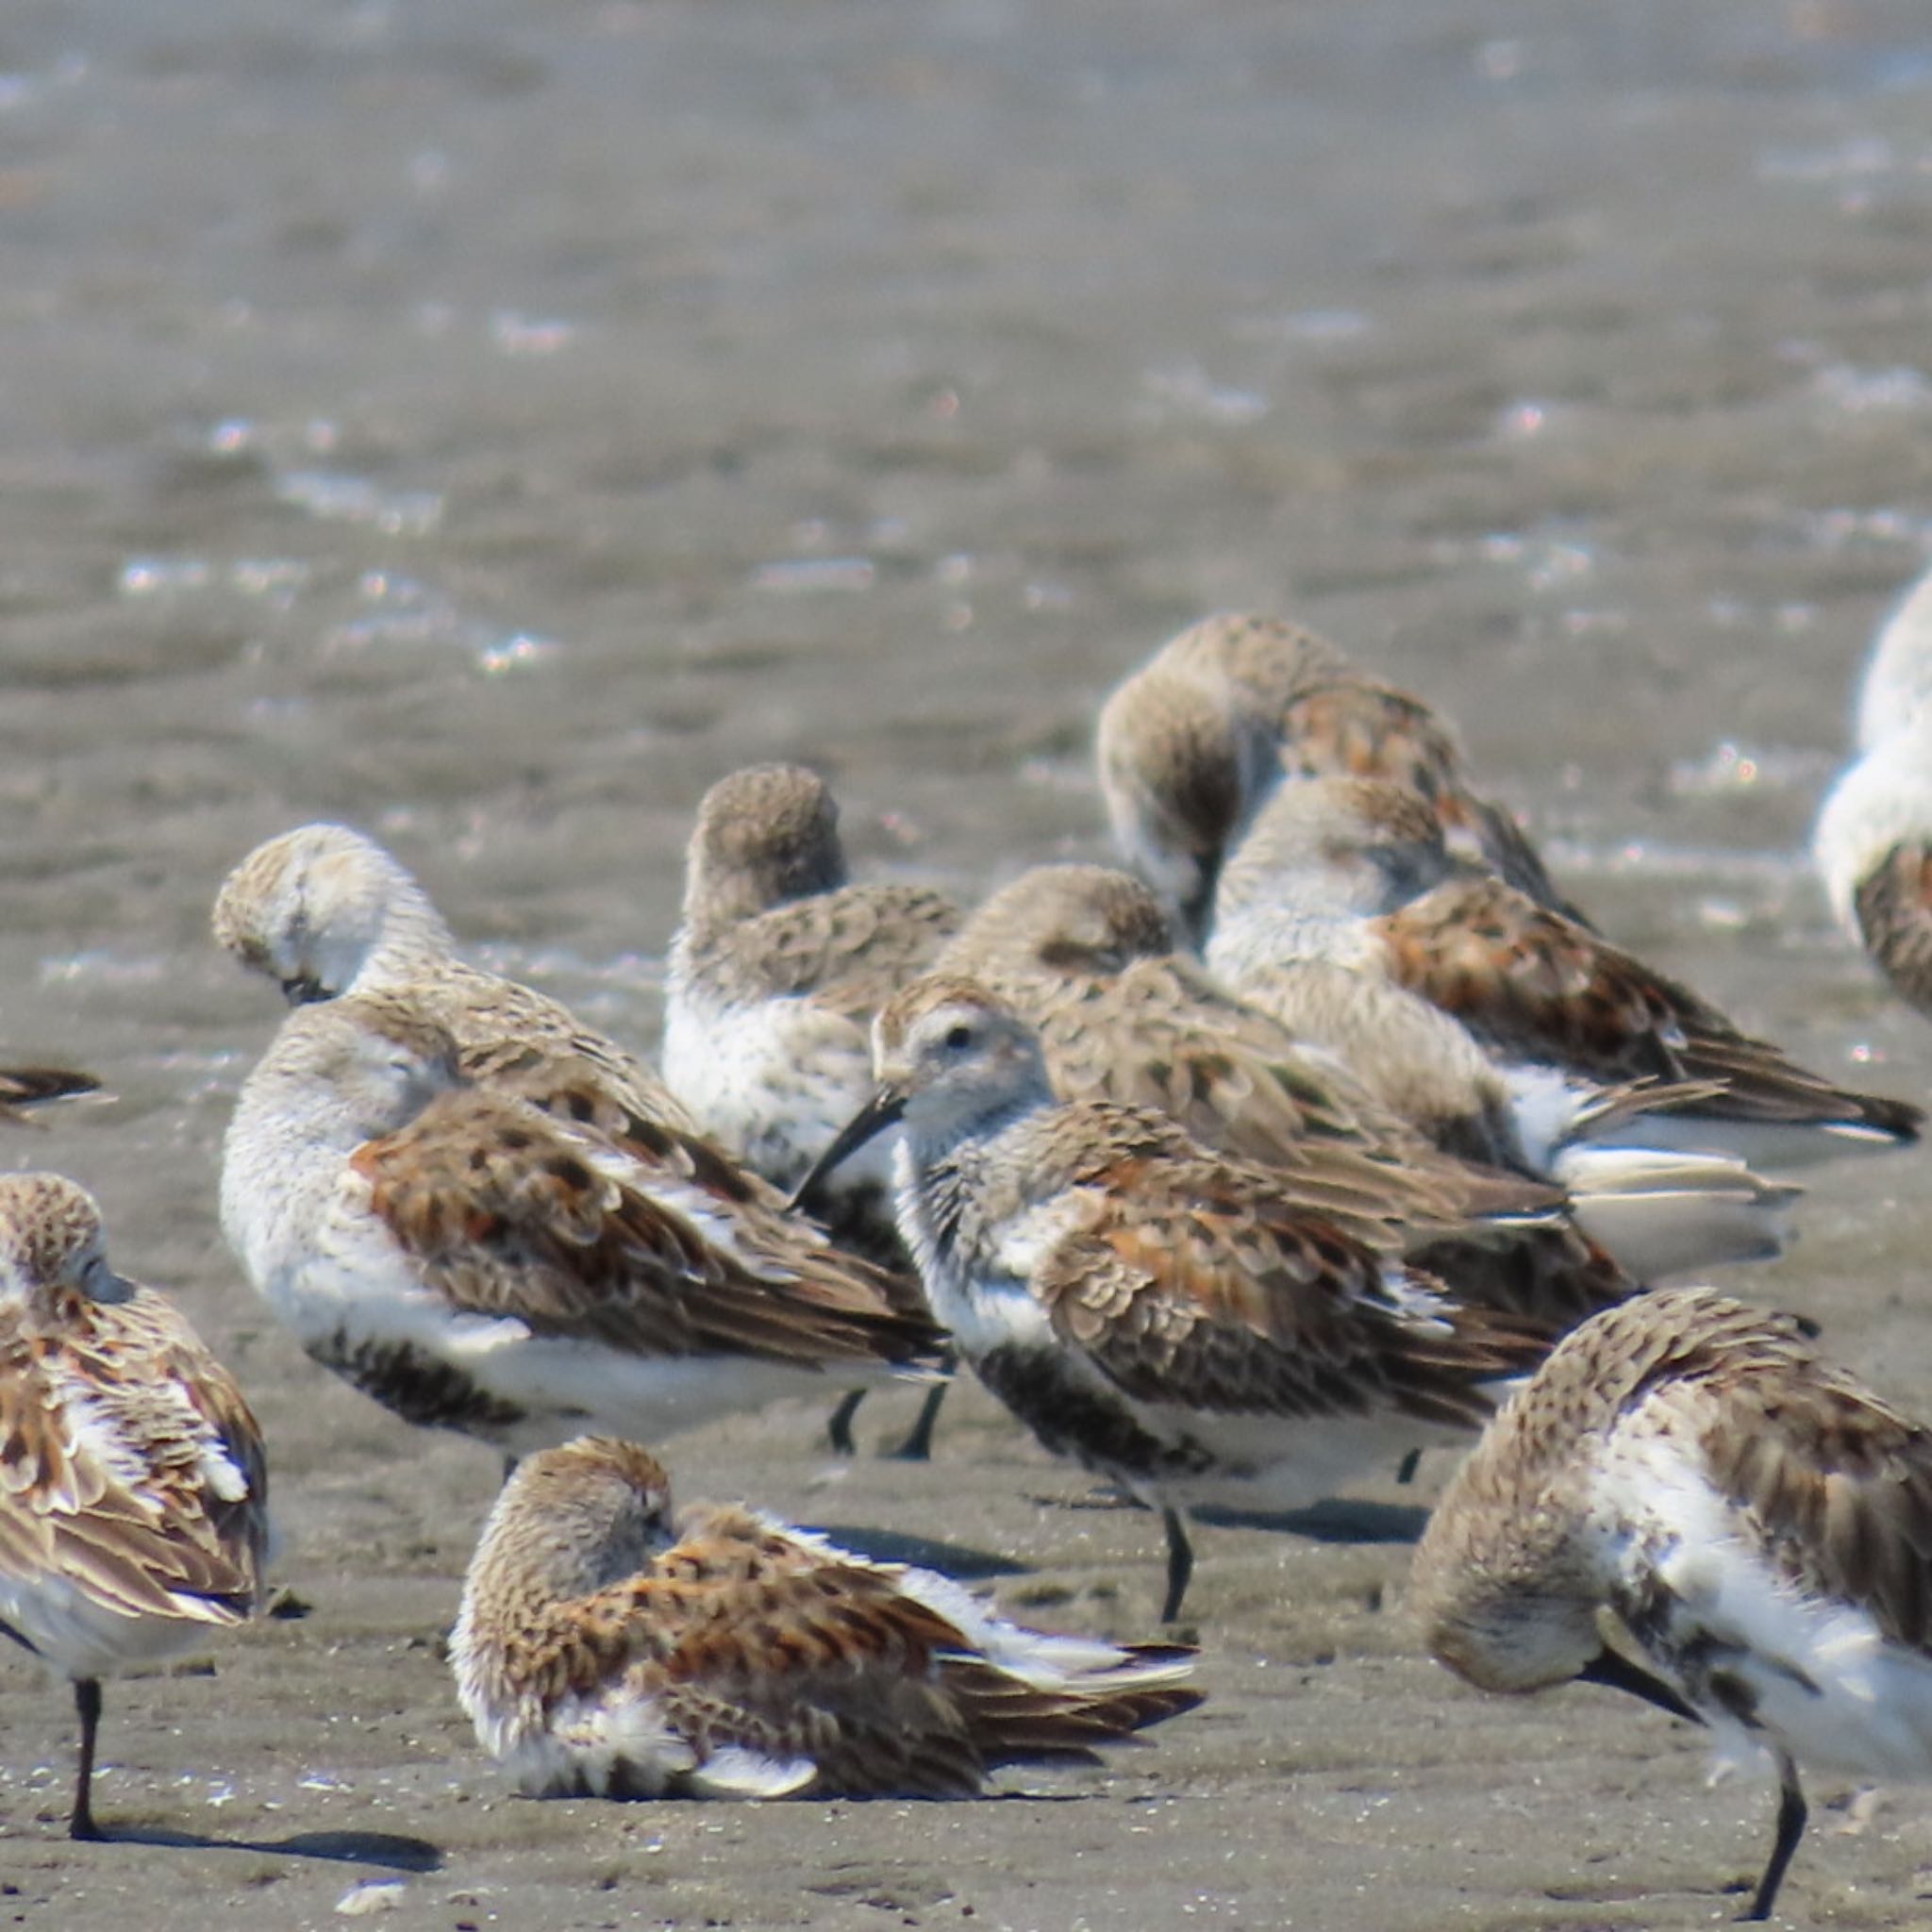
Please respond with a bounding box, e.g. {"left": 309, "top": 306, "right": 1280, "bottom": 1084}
{"left": 0, "top": 1173, "right": 270, "bottom": 1840}
{"left": 1813, "top": 708, "right": 1932, "bottom": 1019}
{"left": 212, "top": 821, "right": 694, "bottom": 1126}
{"left": 1409, "top": 1285, "right": 1932, "bottom": 1922}
{"left": 220, "top": 990, "right": 945, "bottom": 1463}
{"left": 664, "top": 764, "right": 960, "bottom": 1457}
{"left": 931, "top": 860, "right": 1649, "bottom": 1332}
{"left": 665, "top": 762, "right": 961, "bottom": 1225}
{"left": 794, "top": 975, "right": 1552, "bottom": 1623}
{"left": 450, "top": 1435, "right": 1199, "bottom": 1798}
{"left": 0, "top": 1066, "right": 100, "bottom": 1125}
{"left": 1096, "top": 611, "right": 1575, "bottom": 936}
{"left": 1209, "top": 776, "right": 1922, "bottom": 1168}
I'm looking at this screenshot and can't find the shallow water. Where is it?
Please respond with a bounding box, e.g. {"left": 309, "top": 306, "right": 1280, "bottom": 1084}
{"left": 6, "top": 1, "right": 1932, "bottom": 1924}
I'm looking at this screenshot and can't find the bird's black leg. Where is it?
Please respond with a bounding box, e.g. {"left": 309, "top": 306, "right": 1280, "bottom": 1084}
{"left": 1743, "top": 1753, "right": 1806, "bottom": 1923}
{"left": 1160, "top": 1508, "right": 1194, "bottom": 1624}
{"left": 70, "top": 1679, "right": 104, "bottom": 1841}
{"left": 825, "top": 1389, "right": 866, "bottom": 1457}
{"left": 1395, "top": 1448, "right": 1423, "bottom": 1485}
{"left": 888, "top": 1374, "right": 951, "bottom": 1462}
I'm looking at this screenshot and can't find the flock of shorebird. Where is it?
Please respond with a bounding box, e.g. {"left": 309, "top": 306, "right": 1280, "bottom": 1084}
{"left": 8, "top": 585, "right": 1932, "bottom": 1919}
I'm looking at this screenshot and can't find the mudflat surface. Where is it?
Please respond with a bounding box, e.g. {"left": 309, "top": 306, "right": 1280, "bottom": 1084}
{"left": 4, "top": 1, "right": 1932, "bottom": 1925}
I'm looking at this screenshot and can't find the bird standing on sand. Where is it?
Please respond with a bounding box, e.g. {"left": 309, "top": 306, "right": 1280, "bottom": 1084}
{"left": 797, "top": 974, "right": 1550, "bottom": 1623}
{"left": 0, "top": 1174, "right": 270, "bottom": 1840}
{"left": 664, "top": 763, "right": 960, "bottom": 1456}
{"left": 221, "top": 990, "right": 945, "bottom": 1462}
{"left": 1410, "top": 1286, "right": 1932, "bottom": 1922}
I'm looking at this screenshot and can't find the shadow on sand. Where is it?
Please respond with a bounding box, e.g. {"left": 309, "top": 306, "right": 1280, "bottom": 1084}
{"left": 1193, "top": 1497, "right": 1429, "bottom": 1544}
{"left": 88, "top": 1825, "right": 441, "bottom": 1871}
{"left": 804, "top": 1524, "right": 1031, "bottom": 1578}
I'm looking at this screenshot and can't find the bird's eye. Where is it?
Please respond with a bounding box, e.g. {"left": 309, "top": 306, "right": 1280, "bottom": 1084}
{"left": 942, "top": 1024, "right": 974, "bottom": 1051}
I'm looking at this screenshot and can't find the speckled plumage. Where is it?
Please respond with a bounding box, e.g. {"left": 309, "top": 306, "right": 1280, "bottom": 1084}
{"left": 220, "top": 990, "right": 946, "bottom": 1461}
{"left": 0, "top": 1174, "right": 270, "bottom": 1840}
{"left": 1411, "top": 1285, "right": 1932, "bottom": 1920}
{"left": 1213, "top": 777, "right": 1922, "bottom": 1166}
{"left": 451, "top": 1436, "right": 1199, "bottom": 1798}
{"left": 808, "top": 974, "right": 1555, "bottom": 1620}
{"left": 664, "top": 764, "right": 960, "bottom": 1241}
{"left": 936, "top": 861, "right": 1647, "bottom": 1332}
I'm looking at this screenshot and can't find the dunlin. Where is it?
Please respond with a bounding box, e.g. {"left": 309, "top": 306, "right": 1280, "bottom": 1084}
{"left": 666, "top": 764, "right": 961, "bottom": 1457}
{"left": 665, "top": 762, "right": 959, "bottom": 1255}
{"left": 1410, "top": 1284, "right": 1932, "bottom": 1921}
{"left": 220, "top": 990, "right": 945, "bottom": 1462}
{"left": 213, "top": 821, "right": 693, "bottom": 1128}
{"left": 0, "top": 1173, "right": 270, "bottom": 1840}
{"left": 450, "top": 1435, "right": 1199, "bottom": 1798}
{"left": 932, "top": 860, "right": 1652, "bottom": 1331}
{"left": 1211, "top": 776, "right": 1922, "bottom": 1167}
{"left": 1209, "top": 937, "right": 1800, "bottom": 1282}
{"left": 798, "top": 974, "right": 1550, "bottom": 1622}
{"left": 1813, "top": 710, "right": 1932, "bottom": 1018}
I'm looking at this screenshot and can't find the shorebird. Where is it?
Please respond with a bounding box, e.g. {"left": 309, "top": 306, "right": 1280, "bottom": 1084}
{"left": 932, "top": 860, "right": 1649, "bottom": 1331}
{"left": 1854, "top": 558, "right": 1932, "bottom": 753}
{"left": 220, "top": 990, "right": 946, "bottom": 1463}
{"left": 0, "top": 1173, "right": 270, "bottom": 1840}
{"left": 212, "top": 821, "right": 693, "bottom": 1127}
{"left": 1410, "top": 1285, "right": 1932, "bottom": 1922}
{"left": 666, "top": 763, "right": 960, "bottom": 1225}
{"left": 450, "top": 1435, "right": 1199, "bottom": 1798}
{"left": 664, "top": 764, "right": 960, "bottom": 1457}
{"left": 1210, "top": 776, "right": 1922, "bottom": 1168}
{"left": 796, "top": 974, "right": 1551, "bottom": 1622}
{"left": 1813, "top": 708, "right": 1932, "bottom": 1019}
{"left": 0, "top": 1066, "right": 100, "bottom": 1125}
{"left": 1096, "top": 611, "right": 1575, "bottom": 936}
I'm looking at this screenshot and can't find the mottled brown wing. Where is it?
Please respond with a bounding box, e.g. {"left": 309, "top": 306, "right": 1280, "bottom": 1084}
{"left": 1677, "top": 1328, "right": 1932, "bottom": 1654}
{"left": 1274, "top": 679, "right": 1579, "bottom": 918}
{"left": 1374, "top": 875, "right": 1714, "bottom": 1083}
{"left": 435, "top": 961, "right": 699, "bottom": 1132}
{"left": 725, "top": 886, "right": 962, "bottom": 1015}
{"left": 0, "top": 1291, "right": 265, "bottom": 1624}
{"left": 1033, "top": 1147, "right": 1547, "bottom": 1426}
{"left": 1855, "top": 840, "right": 1932, "bottom": 1019}
{"left": 1276, "top": 680, "right": 1467, "bottom": 806}
{"left": 354, "top": 1090, "right": 940, "bottom": 1365}
{"left": 1024, "top": 960, "right": 1538, "bottom": 1252}
{"left": 1381, "top": 876, "right": 1920, "bottom": 1132}
{"left": 541, "top": 1534, "right": 996, "bottom": 1795}
{"left": 554, "top": 1522, "right": 1191, "bottom": 1795}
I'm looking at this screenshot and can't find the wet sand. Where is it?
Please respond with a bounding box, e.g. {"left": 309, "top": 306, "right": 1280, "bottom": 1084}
{"left": 6, "top": 0, "right": 1932, "bottom": 1924}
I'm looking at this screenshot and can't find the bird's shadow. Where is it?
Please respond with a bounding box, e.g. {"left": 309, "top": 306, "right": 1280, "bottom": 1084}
{"left": 1193, "top": 1497, "right": 1429, "bottom": 1544}
{"left": 90, "top": 1825, "right": 441, "bottom": 1871}
{"left": 805, "top": 1524, "right": 1030, "bottom": 1579}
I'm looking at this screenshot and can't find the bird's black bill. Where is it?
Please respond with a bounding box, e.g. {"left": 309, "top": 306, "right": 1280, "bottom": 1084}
{"left": 281, "top": 974, "right": 331, "bottom": 1006}
{"left": 1577, "top": 1647, "right": 1702, "bottom": 1724}
{"left": 788, "top": 1088, "right": 908, "bottom": 1215}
